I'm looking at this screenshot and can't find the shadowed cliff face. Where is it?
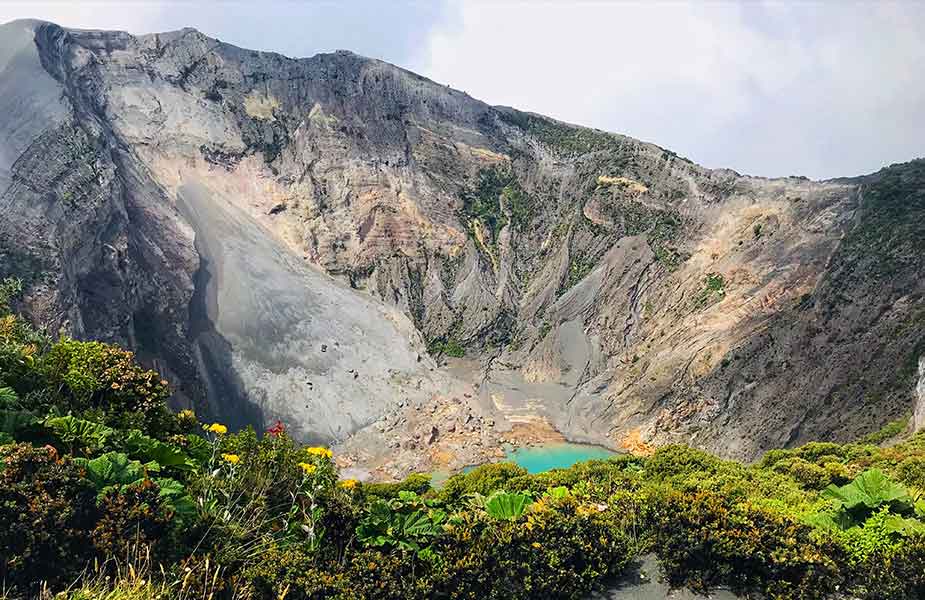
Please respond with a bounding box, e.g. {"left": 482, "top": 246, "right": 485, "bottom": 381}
{"left": 0, "top": 19, "right": 922, "bottom": 460}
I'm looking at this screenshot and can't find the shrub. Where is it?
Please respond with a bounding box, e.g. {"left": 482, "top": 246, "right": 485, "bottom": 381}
{"left": 895, "top": 455, "right": 925, "bottom": 489}
{"left": 438, "top": 462, "right": 528, "bottom": 504}
{"left": 0, "top": 443, "right": 99, "bottom": 591}
{"left": 363, "top": 472, "right": 432, "bottom": 501}
{"left": 652, "top": 490, "right": 845, "bottom": 599}
{"left": 644, "top": 444, "right": 727, "bottom": 481}
{"left": 92, "top": 479, "right": 174, "bottom": 558}
{"left": 42, "top": 339, "right": 177, "bottom": 435}
{"left": 429, "top": 499, "right": 633, "bottom": 599}
{"left": 772, "top": 456, "right": 832, "bottom": 489}
{"left": 859, "top": 534, "right": 925, "bottom": 599}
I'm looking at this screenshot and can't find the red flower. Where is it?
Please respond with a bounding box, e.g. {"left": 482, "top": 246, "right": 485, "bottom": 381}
{"left": 266, "top": 421, "right": 285, "bottom": 437}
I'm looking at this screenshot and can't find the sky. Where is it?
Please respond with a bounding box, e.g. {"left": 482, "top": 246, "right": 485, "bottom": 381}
{"left": 2, "top": 1, "right": 923, "bottom": 180}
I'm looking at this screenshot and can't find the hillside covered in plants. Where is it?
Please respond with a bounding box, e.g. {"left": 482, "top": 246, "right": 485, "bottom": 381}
{"left": 2, "top": 278, "right": 925, "bottom": 599}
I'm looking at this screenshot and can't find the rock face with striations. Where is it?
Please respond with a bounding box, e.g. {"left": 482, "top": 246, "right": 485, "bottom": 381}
{"left": 0, "top": 19, "right": 922, "bottom": 461}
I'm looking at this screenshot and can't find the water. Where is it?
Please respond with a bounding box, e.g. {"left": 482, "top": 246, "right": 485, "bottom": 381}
{"left": 430, "top": 442, "right": 617, "bottom": 487}
{"left": 505, "top": 442, "right": 616, "bottom": 473}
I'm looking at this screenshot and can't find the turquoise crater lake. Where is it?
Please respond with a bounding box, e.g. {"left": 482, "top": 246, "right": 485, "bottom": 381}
{"left": 504, "top": 442, "right": 616, "bottom": 473}
{"left": 431, "top": 442, "right": 619, "bottom": 487}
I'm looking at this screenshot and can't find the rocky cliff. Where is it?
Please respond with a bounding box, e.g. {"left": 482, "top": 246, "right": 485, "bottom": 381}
{"left": 1, "top": 19, "right": 922, "bottom": 472}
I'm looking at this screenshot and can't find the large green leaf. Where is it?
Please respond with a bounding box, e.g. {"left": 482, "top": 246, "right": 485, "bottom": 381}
{"left": 74, "top": 451, "right": 147, "bottom": 491}
{"left": 822, "top": 469, "right": 912, "bottom": 513}
{"left": 357, "top": 499, "right": 445, "bottom": 554}
{"left": 401, "top": 510, "right": 441, "bottom": 537}
{"left": 0, "top": 408, "right": 38, "bottom": 436}
{"left": 883, "top": 514, "right": 925, "bottom": 537}
{"left": 0, "top": 386, "right": 19, "bottom": 408}
{"left": 154, "top": 477, "right": 197, "bottom": 518}
{"left": 184, "top": 433, "right": 213, "bottom": 465}
{"left": 803, "top": 511, "right": 854, "bottom": 532}
{"left": 122, "top": 429, "right": 195, "bottom": 471}
{"left": 45, "top": 416, "right": 114, "bottom": 453}
{"left": 485, "top": 491, "right": 532, "bottom": 520}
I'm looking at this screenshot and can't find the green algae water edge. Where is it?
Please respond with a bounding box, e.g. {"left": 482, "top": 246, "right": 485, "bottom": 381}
{"left": 505, "top": 442, "right": 616, "bottom": 473}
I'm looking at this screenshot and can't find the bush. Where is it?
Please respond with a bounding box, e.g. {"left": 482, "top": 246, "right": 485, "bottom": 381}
{"left": 92, "top": 478, "right": 175, "bottom": 558}
{"left": 645, "top": 445, "right": 727, "bottom": 481}
{"left": 438, "top": 462, "right": 528, "bottom": 504}
{"left": 652, "top": 490, "right": 845, "bottom": 599}
{"left": 0, "top": 443, "right": 99, "bottom": 591}
{"left": 429, "top": 498, "right": 633, "bottom": 599}
{"left": 42, "top": 339, "right": 177, "bottom": 436}
{"left": 859, "top": 534, "right": 925, "bottom": 599}
{"left": 772, "top": 456, "right": 832, "bottom": 489}
{"left": 895, "top": 455, "right": 925, "bottom": 489}
{"left": 363, "top": 472, "right": 432, "bottom": 501}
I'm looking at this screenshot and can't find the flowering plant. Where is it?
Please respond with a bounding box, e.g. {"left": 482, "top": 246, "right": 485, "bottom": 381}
{"left": 266, "top": 421, "right": 285, "bottom": 437}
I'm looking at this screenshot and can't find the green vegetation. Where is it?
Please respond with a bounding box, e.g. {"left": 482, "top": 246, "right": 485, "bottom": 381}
{"left": 560, "top": 252, "right": 596, "bottom": 294}
{"left": 499, "top": 110, "right": 625, "bottom": 157}
{"left": 428, "top": 337, "right": 466, "bottom": 358}
{"left": 600, "top": 198, "right": 685, "bottom": 269}
{"left": 834, "top": 159, "right": 925, "bottom": 280}
{"left": 622, "top": 202, "right": 685, "bottom": 269}
{"left": 459, "top": 166, "right": 532, "bottom": 258}
{"left": 3, "top": 275, "right": 925, "bottom": 599}
{"left": 862, "top": 414, "right": 911, "bottom": 445}
{"left": 695, "top": 272, "right": 727, "bottom": 308}
{"left": 537, "top": 320, "right": 553, "bottom": 341}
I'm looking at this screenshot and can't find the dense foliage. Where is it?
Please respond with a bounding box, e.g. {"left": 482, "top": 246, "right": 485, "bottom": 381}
{"left": 1, "top": 276, "right": 924, "bottom": 599}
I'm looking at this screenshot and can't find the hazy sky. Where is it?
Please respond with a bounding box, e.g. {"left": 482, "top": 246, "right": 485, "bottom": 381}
{"left": 2, "top": 1, "right": 923, "bottom": 180}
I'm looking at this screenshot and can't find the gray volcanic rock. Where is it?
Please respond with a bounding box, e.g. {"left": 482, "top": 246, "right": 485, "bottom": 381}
{"left": 0, "top": 20, "right": 68, "bottom": 190}
{"left": 177, "top": 180, "right": 442, "bottom": 442}
{"left": 0, "top": 19, "right": 922, "bottom": 459}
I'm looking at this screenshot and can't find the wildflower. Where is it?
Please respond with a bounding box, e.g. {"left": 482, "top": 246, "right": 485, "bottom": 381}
{"left": 339, "top": 479, "right": 358, "bottom": 489}
{"left": 531, "top": 542, "right": 541, "bottom": 549}
{"left": 178, "top": 409, "right": 196, "bottom": 420}
{"left": 222, "top": 453, "right": 240, "bottom": 465}
{"left": 205, "top": 423, "right": 228, "bottom": 435}
{"left": 298, "top": 462, "right": 317, "bottom": 475}
{"left": 306, "top": 447, "right": 333, "bottom": 459}
{"left": 266, "top": 420, "right": 285, "bottom": 437}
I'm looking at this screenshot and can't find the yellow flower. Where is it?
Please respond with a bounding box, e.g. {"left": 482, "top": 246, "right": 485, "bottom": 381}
{"left": 531, "top": 542, "right": 541, "bottom": 549}
{"left": 178, "top": 409, "right": 196, "bottom": 420}
{"left": 298, "top": 462, "right": 317, "bottom": 475}
{"left": 205, "top": 423, "right": 228, "bottom": 435}
{"left": 339, "top": 479, "right": 358, "bottom": 489}
{"left": 221, "top": 453, "right": 240, "bottom": 465}
{"left": 306, "top": 447, "right": 333, "bottom": 459}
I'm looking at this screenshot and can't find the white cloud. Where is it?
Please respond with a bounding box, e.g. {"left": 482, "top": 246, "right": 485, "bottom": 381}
{"left": 416, "top": 1, "right": 925, "bottom": 179}
{"left": 0, "top": 1, "right": 166, "bottom": 32}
